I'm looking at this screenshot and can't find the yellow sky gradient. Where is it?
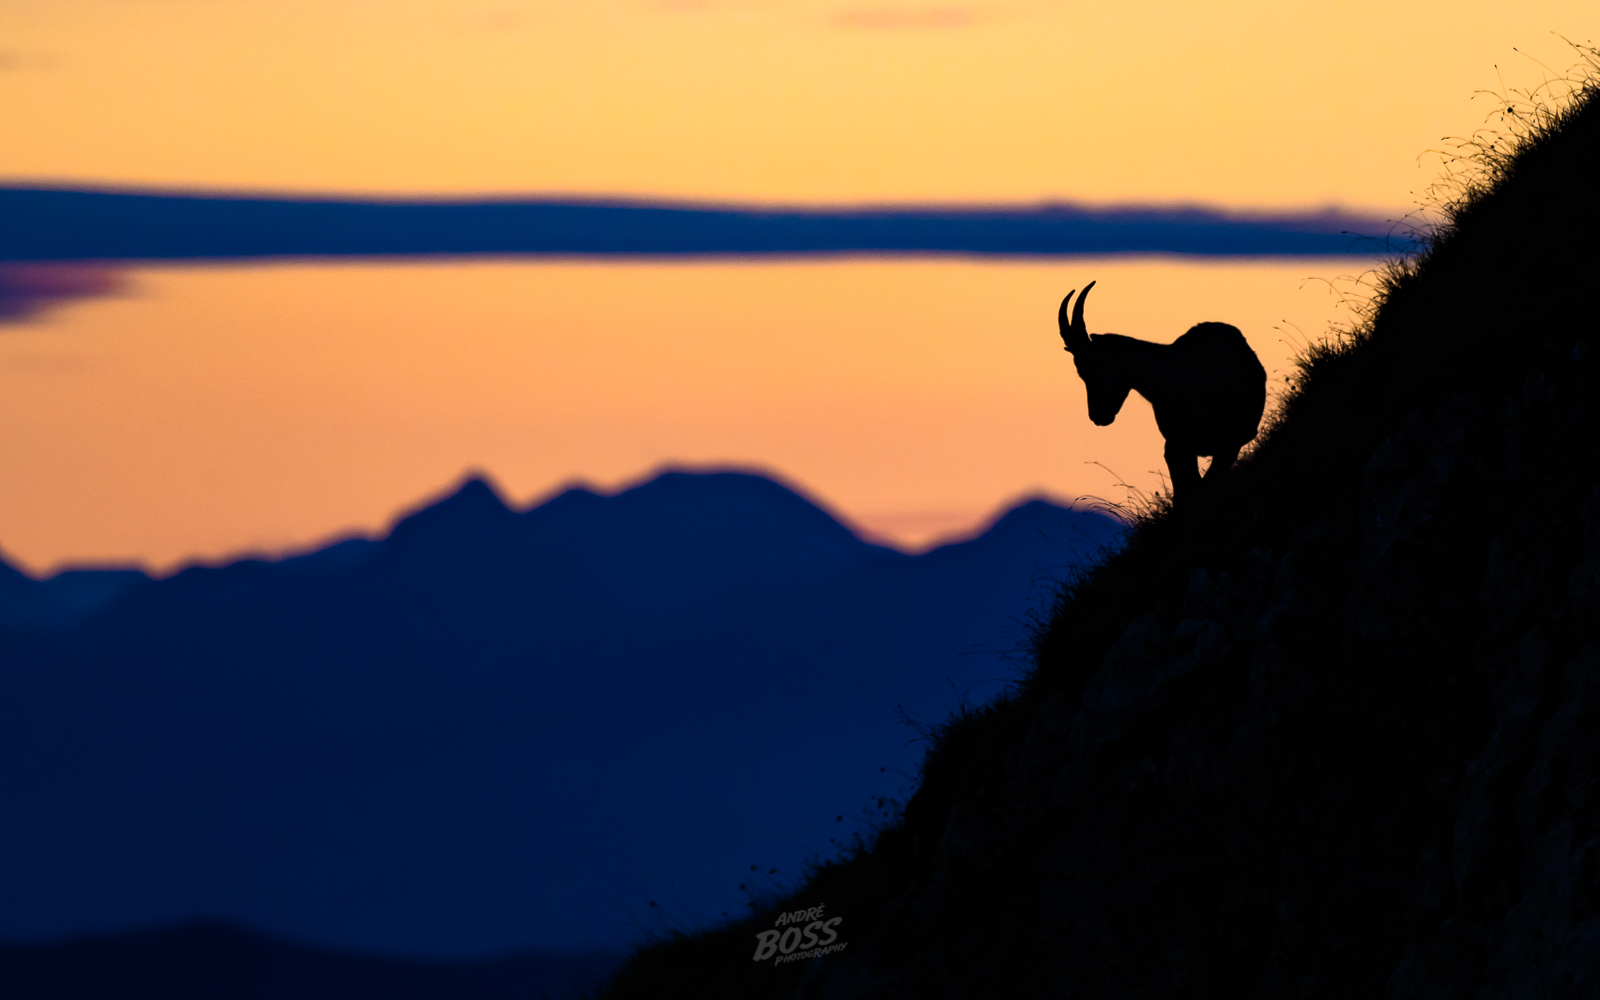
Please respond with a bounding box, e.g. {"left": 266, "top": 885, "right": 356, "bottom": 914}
{"left": 1, "top": 1, "right": 1593, "bottom": 207}
{"left": 0, "top": 2, "right": 1594, "bottom": 572}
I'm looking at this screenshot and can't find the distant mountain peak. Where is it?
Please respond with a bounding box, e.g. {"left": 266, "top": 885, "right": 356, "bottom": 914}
{"left": 439, "top": 475, "right": 511, "bottom": 512}
{"left": 386, "top": 475, "right": 515, "bottom": 549}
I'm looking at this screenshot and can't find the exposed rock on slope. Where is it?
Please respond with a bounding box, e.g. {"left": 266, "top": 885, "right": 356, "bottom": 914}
{"left": 600, "top": 56, "right": 1600, "bottom": 999}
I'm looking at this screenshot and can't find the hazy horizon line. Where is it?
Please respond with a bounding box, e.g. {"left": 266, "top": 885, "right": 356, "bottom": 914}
{"left": 4, "top": 464, "right": 1118, "bottom": 582}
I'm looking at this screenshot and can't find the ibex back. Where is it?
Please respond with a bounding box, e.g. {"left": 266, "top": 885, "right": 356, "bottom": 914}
{"left": 1057, "top": 281, "right": 1266, "bottom": 504}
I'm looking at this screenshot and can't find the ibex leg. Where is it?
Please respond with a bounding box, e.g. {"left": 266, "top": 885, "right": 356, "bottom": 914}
{"left": 1164, "top": 439, "right": 1202, "bottom": 505}
{"left": 1203, "top": 446, "right": 1241, "bottom": 481}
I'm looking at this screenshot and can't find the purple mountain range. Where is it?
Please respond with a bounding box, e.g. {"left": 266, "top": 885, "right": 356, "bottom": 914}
{"left": 0, "top": 470, "right": 1121, "bottom": 966}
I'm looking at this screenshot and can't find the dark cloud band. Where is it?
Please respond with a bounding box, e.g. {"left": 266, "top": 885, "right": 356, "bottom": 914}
{"left": 0, "top": 187, "right": 1404, "bottom": 262}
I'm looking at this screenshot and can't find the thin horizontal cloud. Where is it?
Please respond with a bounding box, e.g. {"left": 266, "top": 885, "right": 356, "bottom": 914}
{"left": 0, "top": 50, "right": 60, "bottom": 72}
{"left": 0, "top": 187, "right": 1408, "bottom": 262}
{"left": 0, "top": 264, "right": 123, "bottom": 324}
{"left": 833, "top": 6, "right": 988, "bottom": 28}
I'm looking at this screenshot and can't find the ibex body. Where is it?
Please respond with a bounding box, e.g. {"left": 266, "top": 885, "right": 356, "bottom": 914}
{"left": 1057, "top": 281, "right": 1266, "bottom": 504}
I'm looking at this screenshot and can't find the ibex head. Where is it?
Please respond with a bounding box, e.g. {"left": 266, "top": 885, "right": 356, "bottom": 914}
{"left": 1057, "top": 280, "right": 1131, "bottom": 427}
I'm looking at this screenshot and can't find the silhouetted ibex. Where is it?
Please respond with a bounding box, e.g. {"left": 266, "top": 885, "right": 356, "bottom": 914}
{"left": 1057, "top": 281, "right": 1266, "bottom": 504}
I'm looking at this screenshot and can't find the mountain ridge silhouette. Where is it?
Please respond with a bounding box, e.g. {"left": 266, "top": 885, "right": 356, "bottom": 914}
{"left": 0, "top": 468, "right": 1122, "bottom": 963}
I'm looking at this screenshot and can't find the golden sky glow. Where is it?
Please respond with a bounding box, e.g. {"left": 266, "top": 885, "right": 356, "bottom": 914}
{"left": 1, "top": 258, "right": 1362, "bottom": 573}
{"left": 0, "top": 2, "right": 1595, "bottom": 572}
{"left": 0, "top": 1, "right": 1594, "bottom": 207}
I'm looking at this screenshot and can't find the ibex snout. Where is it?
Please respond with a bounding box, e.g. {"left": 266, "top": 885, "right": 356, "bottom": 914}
{"left": 1057, "top": 280, "right": 1130, "bottom": 426}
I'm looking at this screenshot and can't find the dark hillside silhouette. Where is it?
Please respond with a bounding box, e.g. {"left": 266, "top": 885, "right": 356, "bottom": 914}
{"left": 0, "top": 471, "right": 1120, "bottom": 975}
{"left": 599, "top": 46, "right": 1600, "bottom": 998}
{"left": 1056, "top": 280, "right": 1267, "bottom": 504}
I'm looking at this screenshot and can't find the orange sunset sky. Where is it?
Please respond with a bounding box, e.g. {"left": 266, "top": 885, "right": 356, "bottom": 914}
{"left": 0, "top": 1, "right": 1594, "bottom": 573}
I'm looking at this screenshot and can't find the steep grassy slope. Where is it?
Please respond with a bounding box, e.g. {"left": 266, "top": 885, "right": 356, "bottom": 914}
{"left": 599, "top": 50, "right": 1600, "bottom": 998}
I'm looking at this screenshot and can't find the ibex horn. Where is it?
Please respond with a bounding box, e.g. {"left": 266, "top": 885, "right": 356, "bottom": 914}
{"left": 1057, "top": 290, "right": 1078, "bottom": 351}
{"left": 1072, "top": 280, "right": 1095, "bottom": 340}
{"left": 1057, "top": 280, "right": 1096, "bottom": 353}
